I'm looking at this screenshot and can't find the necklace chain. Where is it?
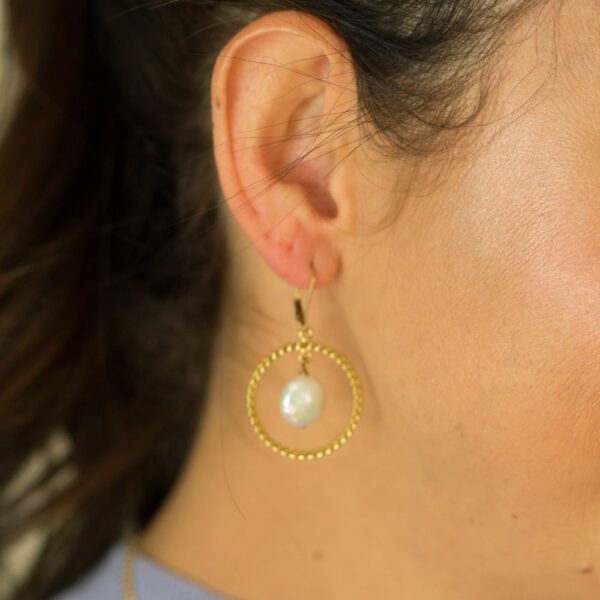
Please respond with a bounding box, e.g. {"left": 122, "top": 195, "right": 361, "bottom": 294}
{"left": 121, "top": 533, "right": 141, "bottom": 600}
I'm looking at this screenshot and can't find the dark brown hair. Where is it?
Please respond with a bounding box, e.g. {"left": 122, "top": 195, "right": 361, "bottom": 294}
{"left": 0, "top": 1, "right": 541, "bottom": 597}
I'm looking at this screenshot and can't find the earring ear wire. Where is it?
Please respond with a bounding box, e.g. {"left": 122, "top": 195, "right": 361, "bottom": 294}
{"left": 245, "top": 261, "right": 363, "bottom": 460}
{"left": 294, "top": 261, "right": 317, "bottom": 328}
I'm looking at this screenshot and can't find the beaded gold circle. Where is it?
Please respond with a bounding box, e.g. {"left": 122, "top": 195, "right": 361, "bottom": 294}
{"left": 246, "top": 340, "right": 363, "bottom": 460}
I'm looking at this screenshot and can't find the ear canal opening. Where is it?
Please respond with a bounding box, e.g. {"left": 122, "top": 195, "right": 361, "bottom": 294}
{"left": 285, "top": 90, "right": 339, "bottom": 220}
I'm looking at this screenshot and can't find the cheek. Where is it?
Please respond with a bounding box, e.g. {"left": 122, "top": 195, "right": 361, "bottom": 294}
{"left": 495, "top": 237, "right": 600, "bottom": 505}
{"left": 430, "top": 168, "right": 600, "bottom": 511}
{"left": 412, "top": 0, "right": 600, "bottom": 498}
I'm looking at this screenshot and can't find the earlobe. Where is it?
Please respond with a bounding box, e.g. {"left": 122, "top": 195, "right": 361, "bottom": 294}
{"left": 210, "top": 11, "right": 357, "bottom": 289}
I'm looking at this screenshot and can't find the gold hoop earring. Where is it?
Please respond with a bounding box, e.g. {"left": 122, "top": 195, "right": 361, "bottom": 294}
{"left": 246, "top": 264, "right": 363, "bottom": 460}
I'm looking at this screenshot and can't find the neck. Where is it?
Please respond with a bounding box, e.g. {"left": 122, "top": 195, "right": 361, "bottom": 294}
{"left": 135, "top": 263, "right": 596, "bottom": 600}
{"left": 136, "top": 319, "right": 447, "bottom": 600}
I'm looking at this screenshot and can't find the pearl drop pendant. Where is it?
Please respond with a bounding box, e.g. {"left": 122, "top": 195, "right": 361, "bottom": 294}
{"left": 280, "top": 374, "right": 325, "bottom": 428}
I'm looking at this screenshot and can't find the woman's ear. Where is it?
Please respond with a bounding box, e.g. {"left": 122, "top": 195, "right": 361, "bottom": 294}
{"left": 211, "top": 10, "right": 360, "bottom": 289}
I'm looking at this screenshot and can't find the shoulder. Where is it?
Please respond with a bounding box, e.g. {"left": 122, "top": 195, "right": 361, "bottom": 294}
{"left": 48, "top": 543, "right": 122, "bottom": 600}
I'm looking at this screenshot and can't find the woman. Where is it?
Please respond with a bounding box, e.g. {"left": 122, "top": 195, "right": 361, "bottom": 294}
{"left": 2, "top": 0, "right": 600, "bottom": 598}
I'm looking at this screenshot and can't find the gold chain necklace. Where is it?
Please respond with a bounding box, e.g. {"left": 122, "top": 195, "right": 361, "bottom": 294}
{"left": 120, "top": 533, "right": 229, "bottom": 600}
{"left": 120, "top": 533, "right": 141, "bottom": 600}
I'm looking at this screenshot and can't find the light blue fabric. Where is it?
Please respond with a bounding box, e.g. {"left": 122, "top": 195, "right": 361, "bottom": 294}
{"left": 49, "top": 540, "right": 229, "bottom": 599}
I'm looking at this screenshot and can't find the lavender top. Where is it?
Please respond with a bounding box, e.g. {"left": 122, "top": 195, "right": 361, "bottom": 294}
{"left": 49, "top": 540, "right": 229, "bottom": 600}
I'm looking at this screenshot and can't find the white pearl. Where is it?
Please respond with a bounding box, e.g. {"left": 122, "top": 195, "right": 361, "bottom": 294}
{"left": 280, "top": 374, "right": 325, "bottom": 428}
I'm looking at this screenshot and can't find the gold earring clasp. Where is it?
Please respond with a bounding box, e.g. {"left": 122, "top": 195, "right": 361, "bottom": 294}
{"left": 294, "top": 262, "right": 317, "bottom": 327}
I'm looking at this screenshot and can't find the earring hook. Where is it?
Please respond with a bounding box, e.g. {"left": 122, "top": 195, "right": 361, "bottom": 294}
{"left": 294, "top": 262, "right": 317, "bottom": 327}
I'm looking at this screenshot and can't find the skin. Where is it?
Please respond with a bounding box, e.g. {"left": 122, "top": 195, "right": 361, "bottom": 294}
{"left": 138, "top": 2, "right": 600, "bottom": 599}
